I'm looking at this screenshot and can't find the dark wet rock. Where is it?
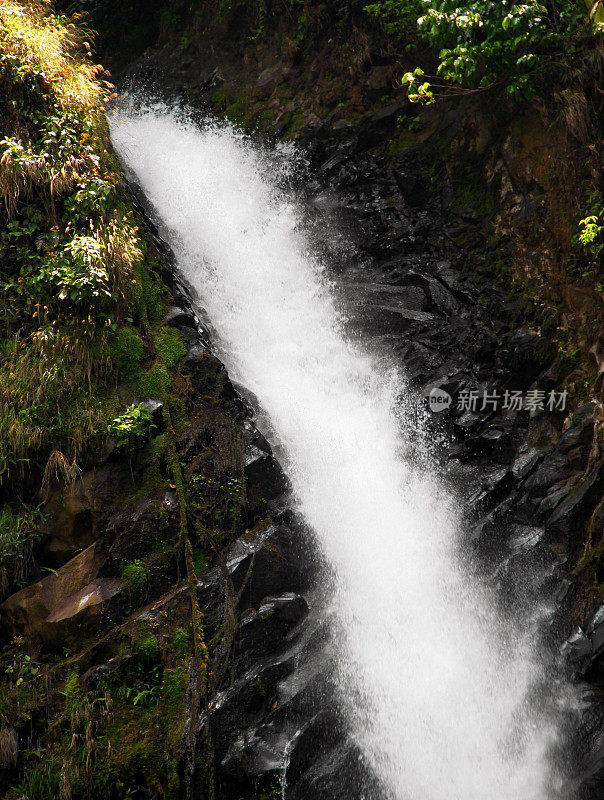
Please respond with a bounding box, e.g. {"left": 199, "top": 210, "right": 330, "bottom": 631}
{"left": 453, "top": 409, "right": 492, "bottom": 438}
{"left": 101, "top": 79, "right": 603, "bottom": 799}
{"left": 232, "top": 524, "right": 311, "bottom": 607}
{"left": 562, "top": 605, "right": 604, "bottom": 680}
{"left": 141, "top": 398, "right": 165, "bottom": 429}
{"left": 574, "top": 697, "right": 604, "bottom": 799}
{"left": 285, "top": 708, "right": 347, "bottom": 787}
{"left": 81, "top": 653, "right": 132, "bottom": 685}
{"left": 286, "top": 739, "right": 381, "bottom": 800}
{"left": 41, "top": 479, "right": 96, "bottom": 566}
{"left": 209, "top": 659, "right": 296, "bottom": 768}
{"left": 245, "top": 450, "right": 289, "bottom": 505}
{"left": 492, "top": 523, "right": 555, "bottom": 609}
{"left": 546, "top": 462, "right": 604, "bottom": 549}
{"left": 243, "top": 418, "right": 272, "bottom": 455}
{"left": 502, "top": 328, "right": 552, "bottom": 388}
{"left": 257, "top": 62, "right": 290, "bottom": 88}
{"left": 512, "top": 446, "right": 542, "bottom": 479}
{"left": 235, "top": 594, "right": 309, "bottom": 672}
{"left": 466, "top": 467, "right": 514, "bottom": 517}
{"left": 219, "top": 722, "right": 292, "bottom": 789}
{"left": 162, "top": 305, "right": 198, "bottom": 330}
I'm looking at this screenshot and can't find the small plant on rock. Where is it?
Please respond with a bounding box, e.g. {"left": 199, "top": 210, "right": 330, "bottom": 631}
{"left": 108, "top": 403, "right": 155, "bottom": 455}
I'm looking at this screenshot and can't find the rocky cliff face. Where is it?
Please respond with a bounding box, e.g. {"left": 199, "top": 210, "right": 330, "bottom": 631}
{"left": 1, "top": 3, "right": 603, "bottom": 799}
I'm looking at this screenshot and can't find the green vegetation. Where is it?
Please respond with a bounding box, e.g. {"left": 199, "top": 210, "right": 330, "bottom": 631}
{"left": 173, "top": 626, "right": 191, "bottom": 655}
{"left": 402, "top": 1, "right": 598, "bottom": 102}
{"left": 364, "top": 0, "right": 422, "bottom": 36}
{"left": 137, "top": 361, "right": 171, "bottom": 399}
{"left": 121, "top": 558, "right": 148, "bottom": 602}
{"left": 110, "top": 325, "right": 145, "bottom": 381}
{"left": 0, "top": 0, "right": 158, "bottom": 491}
{"left": 108, "top": 403, "right": 155, "bottom": 453}
{"left": 3, "top": 2, "right": 601, "bottom": 798}
{"left": 132, "top": 628, "right": 160, "bottom": 663}
{"left": 188, "top": 472, "right": 246, "bottom": 532}
{"left": 5, "top": 652, "right": 40, "bottom": 685}
{"left": 153, "top": 326, "right": 187, "bottom": 368}
{"left": 60, "top": 668, "right": 83, "bottom": 712}
{"left": 577, "top": 193, "right": 604, "bottom": 289}
{"left": 0, "top": 503, "right": 44, "bottom": 594}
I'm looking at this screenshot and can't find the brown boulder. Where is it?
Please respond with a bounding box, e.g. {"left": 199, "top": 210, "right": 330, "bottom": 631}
{"left": 0, "top": 543, "right": 120, "bottom": 646}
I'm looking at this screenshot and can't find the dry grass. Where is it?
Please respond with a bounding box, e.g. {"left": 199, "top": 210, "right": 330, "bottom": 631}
{"left": 0, "top": 726, "right": 18, "bottom": 768}
{"left": 0, "top": 1, "right": 103, "bottom": 113}
{"left": 40, "top": 448, "right": 76, "bottom": 498}
{"left": 557, "top": 88, "right": 589, "bottom": 144}
{"left": 103, "top": 214, "right": 143, "bottom": 301}
{"left": 0, "top": 322, "right": 110, "bottom": 483}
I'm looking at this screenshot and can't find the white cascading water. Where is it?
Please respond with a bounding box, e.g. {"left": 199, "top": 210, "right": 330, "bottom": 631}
{"left": 110, "top": 103, "right": 565, "bottom": 800}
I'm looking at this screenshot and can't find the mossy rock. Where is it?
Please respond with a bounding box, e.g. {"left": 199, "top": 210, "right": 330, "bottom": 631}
{"left": 173, "top": 627, "right": 191, "bottom": 656}
{"left": 154, "top": 326, "right": 188, "bottom": 368}
{"left": 162, "top": 662, "right": 188, "bottom": 710}
{"left": 132, "top": 627, "right": 159, "bottom": 663}
{"left": 137, "top": 362, "right": 171, "bottom": 399}
{"left": 121, "top": 559, "right": 147, "bottom": 602}
{"left": 110, "top": 325, "right": 145, "bottom": 382}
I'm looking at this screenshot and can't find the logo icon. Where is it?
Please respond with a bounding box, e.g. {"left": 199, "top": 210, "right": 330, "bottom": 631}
{"left": 428, "top": 387, "right": 452, "bottom": 413}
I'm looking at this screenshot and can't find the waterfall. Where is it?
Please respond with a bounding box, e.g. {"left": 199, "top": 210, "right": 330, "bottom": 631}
{"left": 110, "top": 102, "right": 566, "bottom": 800}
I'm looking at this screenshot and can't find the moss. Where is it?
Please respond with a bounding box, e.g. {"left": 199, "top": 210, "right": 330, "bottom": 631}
{"left": 192, "top": 546, "right": 209, "bottom": 576}
{"left": 121, "top": 558, "right": 147, "bottom": 602}
{"left": 167, "top": 394, "right": 188, "bottom": 430}
{"left": 154, "top": 326, "right": 188, "bottom": 368}
{"left": 132, "top": 627, "right": 160, "bottom": 664}
{"left": 137, "top": 259, "right": 169, "bottom": 326}
{"left": 145, "top": 431, "right": 169, "bottom": 463}
{"left": 162, "top": 662, "right": 188, "bottom": 710}
{"left": 283, "top": 112, "right": 305, "bottom": 139}
{"left": 173, "top": 627, "right": 191, "bottom": 655}
{"left": 119, "top": 432, "right": 169, "bottom": 502}
{"left": 153, "top": 502, "right": 170, "bottom": 533}
{"left": 225, "top": 93, "right": 251, "bottom": 127}
{"left": 137, "top": 362, "right": 171, "bottom": 399}
{"left": 211, "top": 87, "right": 229, "bottom": 109}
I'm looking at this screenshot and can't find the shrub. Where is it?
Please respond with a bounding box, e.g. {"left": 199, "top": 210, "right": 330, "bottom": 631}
{"left": 161, "top": 663, "right": 188, "bottom": 711}
{"left": 0, "top": 2, "right": 156, "bottom": 491}
{"left": 364, "top": 0, "right": 422, "bottom": 36}
{"left": 61, "top": 669, "right": 82, "bottom": 712}
{"left": 108, "top": 403, "right": 155, "bottom": 453}
{"left": 402, "top": 1, "right": 594, "bottom": 102}
{"left": 577, "top": 195, "right": 604, "bottom": 289}
{"left": 137, "top": 263, "right": 168, "bottom": 326}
